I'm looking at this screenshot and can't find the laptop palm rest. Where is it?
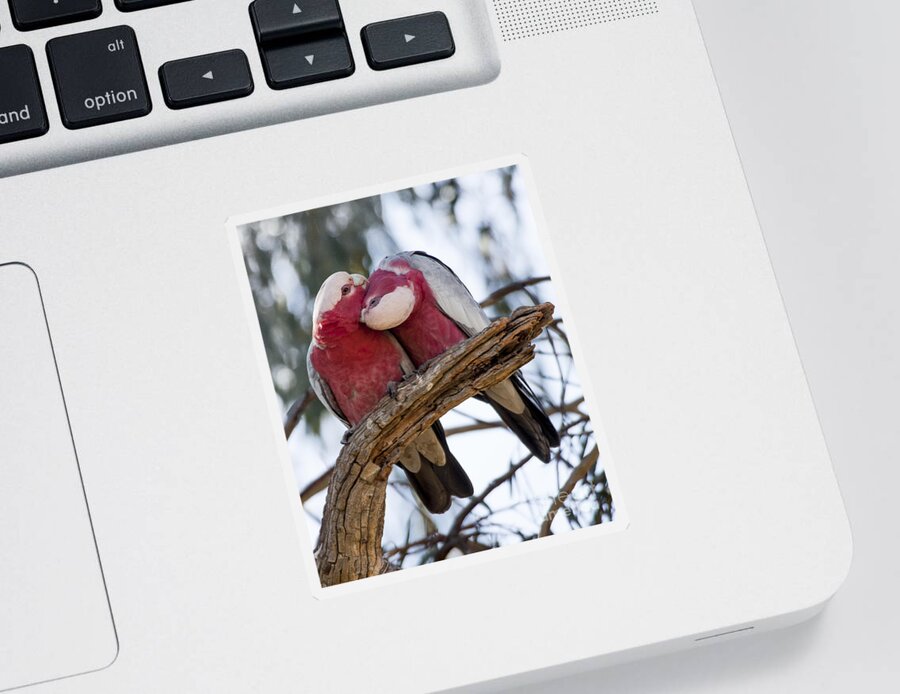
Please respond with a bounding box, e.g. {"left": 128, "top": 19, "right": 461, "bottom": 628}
{"left": 0, "top": 264, "right": 117, "bottom": 692}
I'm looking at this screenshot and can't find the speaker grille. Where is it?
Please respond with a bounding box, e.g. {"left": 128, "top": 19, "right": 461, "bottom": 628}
{"left": 493, "top": 0, "right": 659, "bottom": 41}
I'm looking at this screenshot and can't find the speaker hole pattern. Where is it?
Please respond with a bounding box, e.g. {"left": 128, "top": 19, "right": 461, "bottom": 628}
{"left": 493, "top": 0, "right": 659, "bottom": 41}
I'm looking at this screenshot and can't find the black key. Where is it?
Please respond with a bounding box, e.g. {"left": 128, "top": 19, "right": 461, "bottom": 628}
{"left": 47, "top": 25, "right": 151, "bottom": 130}
{"left": 361, "top": 12, "right": 455, "bottom": 71}
{"left": 250, "top": 0, "right": 343, "bottom": 43}
{"left": 9, "top": 0, "right": 102, "bottom": 32}
{"left": 115, "top": 0, "right": 191, "bottom": 10}
{"left": 159, "top": 50, "right": 254, "bottom": 109}
{"left": 261, "top": 34, "right": 353, "bottom": 90}
{"left": 0, "top": 45, "right": 49, "bottom": 145}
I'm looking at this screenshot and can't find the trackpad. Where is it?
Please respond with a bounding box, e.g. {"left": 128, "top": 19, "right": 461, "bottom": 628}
{"left": 0, "top": 264, "right": 117, "bottom": 691}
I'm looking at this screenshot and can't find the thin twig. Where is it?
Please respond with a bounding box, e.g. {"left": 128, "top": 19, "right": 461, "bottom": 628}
{"left": 539, "top": 445, "right": 599, "bottom": 537}
{"left": 443, "top": 397, "right": 585, "bottom": 437}
{"left": 284, "top": 390, "right": 316, "bottom": 439}
{"left": 479, "top": 276, "right": 551, "bottom": 308}
{"left": 299, "top": 467, "right": 333, "bottom": 503}
{"left": 383, "top": 521, "right": 481, "bottom": 559}
{"left": 435, "top": 452, "right": 534, "bottom": 561}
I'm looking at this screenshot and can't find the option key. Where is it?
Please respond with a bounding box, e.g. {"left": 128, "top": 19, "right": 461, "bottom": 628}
{"left": 47, "top": 26, "right": 152, "bottom": 130}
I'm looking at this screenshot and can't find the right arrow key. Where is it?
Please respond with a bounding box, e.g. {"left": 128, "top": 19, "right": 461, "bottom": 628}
{"left": 362, "top": 12, "right": 455, "bottom": 71}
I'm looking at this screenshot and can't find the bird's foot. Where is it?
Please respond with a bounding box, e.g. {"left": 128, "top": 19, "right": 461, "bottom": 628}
{"left": 341, "top": 428, "right": 356, "bottom": 445}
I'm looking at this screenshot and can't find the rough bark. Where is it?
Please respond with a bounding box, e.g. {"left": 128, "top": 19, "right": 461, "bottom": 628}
{"left": 314, "top": 302, "right": 555, "bottom": 587}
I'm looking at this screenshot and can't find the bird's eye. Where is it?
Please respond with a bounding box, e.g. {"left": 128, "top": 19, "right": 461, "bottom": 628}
{"left": 368, "top": 297, "right": 380, "bottom": 308}
{"left": 341, "top": 284, "right": 352, "bottom": 296}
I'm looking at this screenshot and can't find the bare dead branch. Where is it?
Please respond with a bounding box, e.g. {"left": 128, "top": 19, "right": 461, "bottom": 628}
{"left": 383, "top": 521, "right": 481, "bottom": 559}
{"left": 443, "top": 420, "right": 510, "bottom": 437}
{"left": 538, "top": 445, "right": 599, "bottom": 537}
{"left": 479, "top": 276, "right": 551, "bottom": 308}
{"left": 434, "top": 452, "right": 534, "bottom": 561}
{"left": 443, "top": 396, "right": 586, "bottom": 437}
{"left": 284, "top": 390, "right": 316, "bottom": 439}
{"left": 435, "top": 413, "right": 592, "bottom": 560}
{"left": 299, "top": 467, "right": 333, "bottom": 503}
{"left": 315, "top": 303, "right": 555, "bottom": 587}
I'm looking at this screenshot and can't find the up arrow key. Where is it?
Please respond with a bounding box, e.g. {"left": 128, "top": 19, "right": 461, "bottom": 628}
{"left": 251, "top": 0, "right": 344, "bottom": 42}
{"left": 404, "top": 34, "right": 415, "bottom": 43}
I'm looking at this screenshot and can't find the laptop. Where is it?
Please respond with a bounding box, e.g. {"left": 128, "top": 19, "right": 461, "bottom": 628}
{"left": 0, "top": 1, "right": 851, "bottom": 692}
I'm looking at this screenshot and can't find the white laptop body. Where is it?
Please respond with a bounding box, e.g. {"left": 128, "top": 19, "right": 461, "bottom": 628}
{"left": 0, "top": 1, "right": 850, "bottom": 692}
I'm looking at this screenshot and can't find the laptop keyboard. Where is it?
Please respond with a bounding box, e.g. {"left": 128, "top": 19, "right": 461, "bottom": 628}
{"left": 0, "top": 0, "right": 497, "bottom": 176}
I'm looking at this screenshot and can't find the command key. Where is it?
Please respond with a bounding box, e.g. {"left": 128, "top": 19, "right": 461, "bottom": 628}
{"left": 0, "top": 45, "right": 49, "bottom": 145}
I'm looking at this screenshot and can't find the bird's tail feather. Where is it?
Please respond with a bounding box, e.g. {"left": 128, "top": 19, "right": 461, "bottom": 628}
{"left": 485, "top": 375, "right": 561, "bottom": 463}
{"left": 400, "top": 422, "right": 473, "bottom": 514}
{"left": 430, "top": 421, "right": 474, "bottom": 498}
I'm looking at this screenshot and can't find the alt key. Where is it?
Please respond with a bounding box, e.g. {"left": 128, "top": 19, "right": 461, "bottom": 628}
{"left": 47, "top": 25, "right": 152, "bottom": 130}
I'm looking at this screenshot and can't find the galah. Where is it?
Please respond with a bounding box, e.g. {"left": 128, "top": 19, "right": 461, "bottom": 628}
{"left": 307, "top": 271, "right": 472, "bottom": 513}
{"left": 361, "top": 252, "right": 561, "bottom": 463}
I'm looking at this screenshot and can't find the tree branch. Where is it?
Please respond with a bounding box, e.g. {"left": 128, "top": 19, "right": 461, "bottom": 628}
{"left": 434, "top": 452, "right": 534, "bottom": 561}
{"left": 299, "top": 467, "right": 333, "bottom": 504}
{"left": 284, "top": 390, "right": 316, "bottom": 439}
{"left": 443, "top": 396, "right": 586, "bottom": 437}
{"left": 479, "top": 276, "right": 551, "bottom": 308}
{"left": 538, "top": 445, "right": 599, "bottom": 537}
{"left": 314, "top": 303, "right": 555, "bottom": 587}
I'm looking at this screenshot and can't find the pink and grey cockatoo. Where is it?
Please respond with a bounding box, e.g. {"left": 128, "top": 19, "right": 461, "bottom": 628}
{"left": 307, "top": 271, "right": 473, "bottom": 513}
{"left": 360, "top": 252, "right": 560, "bottom": 463}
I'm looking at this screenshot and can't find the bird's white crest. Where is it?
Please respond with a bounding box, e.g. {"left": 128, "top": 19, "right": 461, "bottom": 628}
{"left": 312, "top": 272, "right": 367, "bottom": 326}
{"left": 379, "top": 257, "right": 411, "bottom": 274}
{"left": 362, "top": 285, "right": 415, "bottom": 330}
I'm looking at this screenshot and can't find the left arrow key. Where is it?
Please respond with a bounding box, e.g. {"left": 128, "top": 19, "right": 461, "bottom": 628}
{"left": 159, "top": 50, "right": 254, "bottom": 110}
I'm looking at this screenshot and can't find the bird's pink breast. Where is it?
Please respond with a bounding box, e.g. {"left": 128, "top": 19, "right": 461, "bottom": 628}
{"left": 311, "top": 328, "right": 406, "bottom": 425}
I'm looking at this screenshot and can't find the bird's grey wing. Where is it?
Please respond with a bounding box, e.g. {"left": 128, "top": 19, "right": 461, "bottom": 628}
{"left": 306, "top": 344, "right": 351, "bottom": 428}
{"left": 405, "top": 251, "right": 491, "bottom": 337}
{"left": 399, "top": 254, "right": 559, "bottom": 462}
